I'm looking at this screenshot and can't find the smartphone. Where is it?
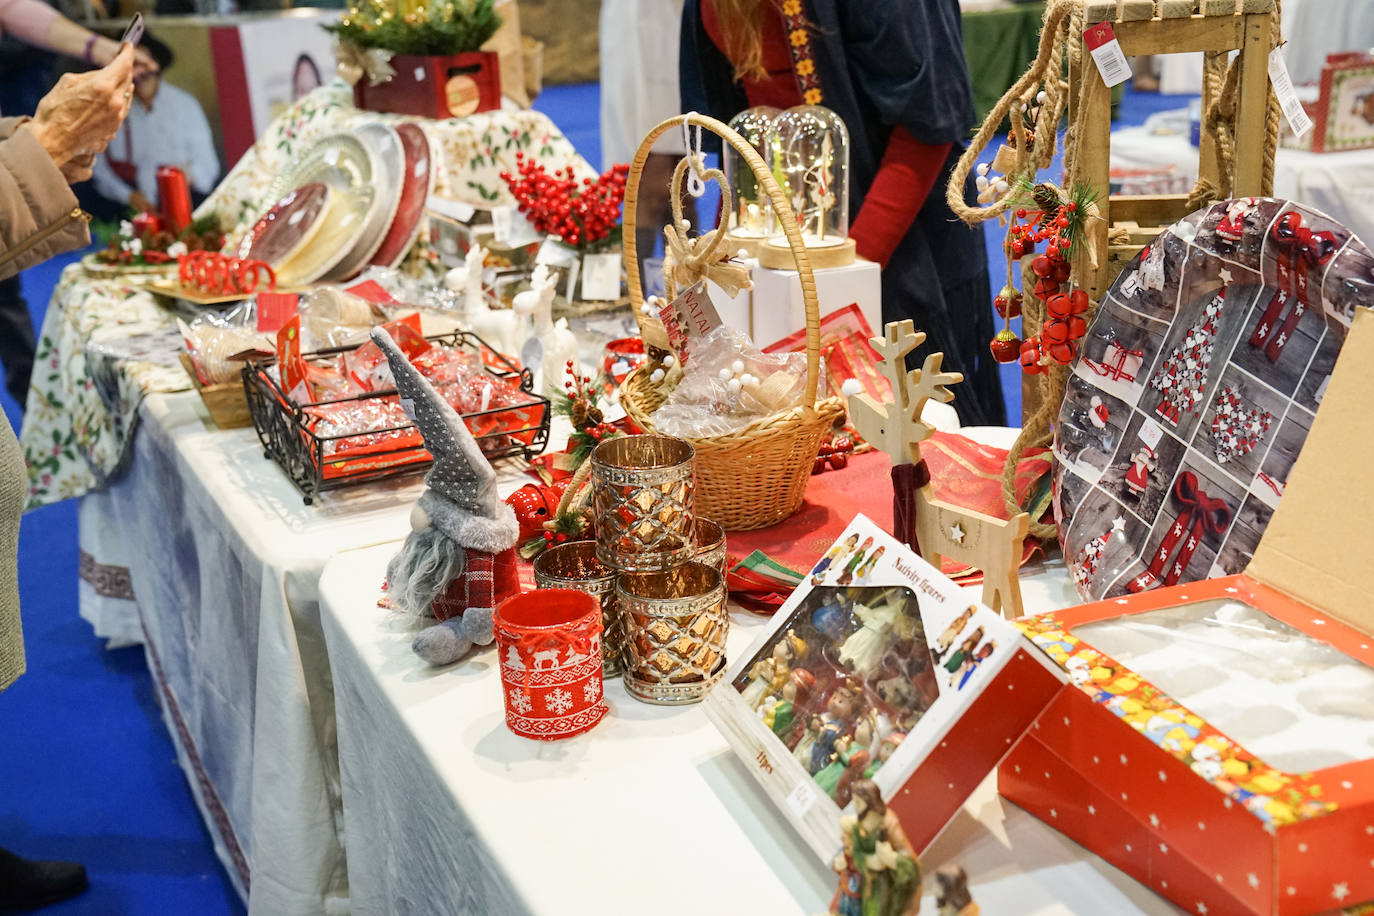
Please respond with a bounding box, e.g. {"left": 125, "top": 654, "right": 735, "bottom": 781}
{"left": 120, "top": 11, "right": 143, "bottom": 48}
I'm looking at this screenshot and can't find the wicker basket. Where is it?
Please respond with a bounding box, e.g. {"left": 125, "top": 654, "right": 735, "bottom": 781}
{"left": 178, "top": 353, "right": 252, "bottom": 429}
{"left": 620, "top": 113, "right": 846, "bottom": 531}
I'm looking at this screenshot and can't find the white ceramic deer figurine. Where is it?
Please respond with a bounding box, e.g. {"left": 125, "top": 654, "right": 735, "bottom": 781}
{"left": 445, "top": 243, "right": 522, "bottom": 359}
{"left": 514, "top": 264, "right": 576, "bottom": 400}
{"left": 847, "top": 320, "right": 1029, "bottom": 618}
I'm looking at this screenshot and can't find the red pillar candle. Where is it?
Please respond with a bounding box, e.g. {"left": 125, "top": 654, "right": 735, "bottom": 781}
{"left": 157, "top": 166, "right": 192, "bottom": 233}
{"left": 130, "top": 211, "right": 161, "bottom": 237}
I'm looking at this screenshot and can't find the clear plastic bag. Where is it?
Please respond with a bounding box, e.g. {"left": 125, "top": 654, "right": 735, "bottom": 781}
{"left": 179, "top": 303, "right": 272, "bottom": 386}
{"left": 652, "top": 326, "right": 823, "bottom": 438}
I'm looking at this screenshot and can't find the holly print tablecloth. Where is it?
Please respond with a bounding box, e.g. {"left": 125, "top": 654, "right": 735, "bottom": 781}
{"left": 19, "top": 84, "right": 590, "bottom": 509}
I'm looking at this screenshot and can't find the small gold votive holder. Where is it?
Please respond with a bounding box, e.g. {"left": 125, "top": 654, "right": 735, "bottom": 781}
{"left": 694, "top": 518, "right": 727, "bottom": 574}
{"left": 591, "top": 434, "right": 696, "bottom": 573}
{"left": 533, "top": 540, "right": 627, "bottom": 677}
{"left": 617, "top": 561, "right": 728, "bottom": 705}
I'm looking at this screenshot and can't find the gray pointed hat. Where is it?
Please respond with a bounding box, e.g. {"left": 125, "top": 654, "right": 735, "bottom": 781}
{"left": 372, "top": 328, "right": 513, "bottom": 535}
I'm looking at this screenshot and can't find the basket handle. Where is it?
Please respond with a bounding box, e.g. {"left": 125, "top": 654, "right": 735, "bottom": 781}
{"left": 624, "top": 112, "right": 823, "bottom": 410}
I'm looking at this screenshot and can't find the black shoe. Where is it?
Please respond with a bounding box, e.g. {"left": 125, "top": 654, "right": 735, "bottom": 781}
{"left": 0, "top": 847, "right": 89, "bottom": 912}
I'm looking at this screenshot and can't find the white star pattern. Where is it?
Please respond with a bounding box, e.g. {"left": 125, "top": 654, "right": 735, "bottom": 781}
{"left": 1150, "top": 813, "right": 1160, "bottom": 827}
{"left": 1044, "top": 772, "right": 1051, "bottom": 780}
{"left": 1014, "top": 765, "right": 1021, "bottom": 773}
{"left": 1299, "top": 843, "right": 1308, "bottom": 853}
{"left": 1287, "top": 887, "right": 1296, "bottom": 896}
{"left": 1198, "top": 821, "right": 1206, "bottom": 831}
{"left": 509, "top": 689, "right": 532, "bottom": 715}
{"left": 1366, "top": 825, "right": 1374, "bottom": 835}
{"left": 1159, "top": 771, "right": 1168, "bottom": 782}
{"left": 1248, "top": 874, "right": 1259, "bottom": 889}
{"left": 545, "top": 687, "right": 573, "bottom": 715}
{"left": 1342, "top": 781, "right": 1353, "bottom": 789}
{"left": 1333, "top": 883, "right": 1350, "bottom": 902}
{"left": 582, "top": 679, "right": 601, "bottom": 704}
{"left": 950, "top": 523, "right": 965, "bottom": 544}
{"left": 1112, "top": 516, "right": 1126, "bottom": 533}
{"left": 1088, "top": 805, "right": 1097, "bottom": 815}
{"left": 1062, "top": 716, "right": 1071, "bottom": 726}
{"left": 1196, "top": 902, "right": 1208, "bottom": 915}
{"left": 1050, "top": 808, "right": 1059, "bottom": 819}
{"left": 1160, "top": 843, "right": 1169, "bottom": 854}
{"left": 1093, "top": 756, "right": 1100, "bottom": 764}
{"left": 1215, "top": 874, "right": 1224, "bottom": 884}
{"left": 1219, "top": 268, "right": 1233, "bottom": 284}
{"left": 1120, "top": 754, "right": 1129, "bottom": 765}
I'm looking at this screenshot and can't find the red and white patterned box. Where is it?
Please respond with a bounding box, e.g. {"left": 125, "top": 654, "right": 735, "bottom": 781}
{"left": 1003, "top": 311, "right": 1374, "bottom": 915}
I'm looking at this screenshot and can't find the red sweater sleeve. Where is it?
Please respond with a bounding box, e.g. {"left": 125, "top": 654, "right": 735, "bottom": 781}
{"left": 849, "top": 127, "right": 952, "bottom": 270}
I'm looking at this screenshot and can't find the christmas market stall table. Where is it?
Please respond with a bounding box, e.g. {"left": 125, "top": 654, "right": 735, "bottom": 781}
{"left": 74, "top": 388, "right": 560, "bottom": 913}
{"left": 316, "top": 543, "right": 1192, "bottom": 915}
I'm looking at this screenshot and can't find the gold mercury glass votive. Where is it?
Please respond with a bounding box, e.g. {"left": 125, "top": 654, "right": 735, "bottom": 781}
{"left": 694, "top": 518, "right": 727, "bottom": 574}
{"left": 533, "top": 540, "right": 628, "bottom": 677}
{"left": 617, "top": 561, "right": 728, "bottom": 705}
{"left": 591, "top": 434, "right": 696, "bottom": 573}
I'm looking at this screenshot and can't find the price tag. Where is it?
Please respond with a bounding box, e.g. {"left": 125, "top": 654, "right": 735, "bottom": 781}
{"left": 657, "top": 280, "right": 722, "bottom": 366}
{"left": 426, "top": 195, "right": 476, "bottom": 223}
{"left": 535, "top": 238, "right": 579, "bottom": 267}
{"left": 491, "top": 206, "right": 543, "bottom": 249}
{"left": 580, "top": 252, "right": 622, "bottom": 301}
{"left": 256, "top": 292, "right": 299, "bottom": 334}
{"left": 785, "top": 780, "right": 816, "bottom": 818}
{"left": 343, "top": 280, "right": 395, "bottom": 305}
{"left": 1084, "top": 22, "right": 1131, "bottom": 88}
{"left": 1138, "top": 417, "right": 1164, "bottom": 452}
{"left": 1268, "top": 46, "right": 1314, "bottom": 139}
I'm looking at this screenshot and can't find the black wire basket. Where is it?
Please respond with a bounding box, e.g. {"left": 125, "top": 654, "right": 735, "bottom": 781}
{"left": 242, "top": 329, "right": 550, "bottom": 504}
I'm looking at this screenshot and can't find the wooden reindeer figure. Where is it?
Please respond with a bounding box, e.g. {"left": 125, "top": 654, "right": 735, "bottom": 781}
{"left": 847, "top": 320, "right": 1029, "bottom": 619}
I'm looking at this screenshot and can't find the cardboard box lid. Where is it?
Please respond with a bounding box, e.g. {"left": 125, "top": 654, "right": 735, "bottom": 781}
{"left": 1248, "top": 307, "right": 1374, "bottom": 637}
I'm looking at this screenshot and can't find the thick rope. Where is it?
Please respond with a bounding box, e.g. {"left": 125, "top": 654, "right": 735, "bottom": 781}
{"left": 946, "top": 0, "right": 1079, "bottom": 226}
{"left": 662, "top": 156, "right": 753, "bottom": 297}
{"left": 1262, "top": 0, "right": 1282, "bottom": 194}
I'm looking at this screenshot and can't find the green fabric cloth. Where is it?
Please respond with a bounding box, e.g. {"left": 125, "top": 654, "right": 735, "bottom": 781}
{"left": 961, "top": 3, "right": 1046, "bottom": 129}
{"left": 768, "top": 700, "right": 795, "bottom": 739}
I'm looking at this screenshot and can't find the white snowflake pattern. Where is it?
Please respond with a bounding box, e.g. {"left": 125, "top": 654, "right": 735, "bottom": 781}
{"left": 545, "top": 687, "right": 573, "bottom": 715}
{"left": 582, "top": 679, "right": 601, "bottom": 704}
{"left": 509, "top": 689, "right": 532, "bottom": 715}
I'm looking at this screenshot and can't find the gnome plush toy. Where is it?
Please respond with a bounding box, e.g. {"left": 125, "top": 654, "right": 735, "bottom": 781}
{"left": 372, "top": 328, "right": 521, "bottom": 666}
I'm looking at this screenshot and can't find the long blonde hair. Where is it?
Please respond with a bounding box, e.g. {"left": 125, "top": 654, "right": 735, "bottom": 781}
{"left": 711, "top": 0, "right": 775, "bottom": 82}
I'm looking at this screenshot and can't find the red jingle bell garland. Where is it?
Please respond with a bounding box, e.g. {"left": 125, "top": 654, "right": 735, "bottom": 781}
{"left": 499, "top": 154, "right": 629, "bottom": 253}
{"left": 987, "top": 182, "right": 1097, "bottom": 374}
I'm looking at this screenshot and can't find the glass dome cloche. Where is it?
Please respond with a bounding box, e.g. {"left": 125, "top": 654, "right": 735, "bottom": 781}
{"left": 759, "top": 104, "right": 855, "bottom": 269}
{"left": 724, "top": 106, "right": 781, "bottom": 257}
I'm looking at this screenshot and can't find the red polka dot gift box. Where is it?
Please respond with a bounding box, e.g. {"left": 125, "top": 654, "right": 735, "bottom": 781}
{"left": 1005, "top": 310, "right": 1374, "bottom": 916}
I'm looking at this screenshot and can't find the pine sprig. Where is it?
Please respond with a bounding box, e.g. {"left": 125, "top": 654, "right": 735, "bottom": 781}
{"left": 326, "top": 0, "right": 500, "bottom": 56}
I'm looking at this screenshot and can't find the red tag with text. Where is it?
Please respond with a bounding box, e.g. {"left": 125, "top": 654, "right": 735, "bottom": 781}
{"left": 276, "top": 315, "right": 312, "bottom": 403}
{"left": 256, "top": 292, "right": 299, "bottom": 334}
{"left": 343, "top": 280, "right": 396, "bottom": 305}
{"left": 657, "top": 280, "right": 722, "bottom": 366}
{"left": 1084, "top": 22, "right": 1131, "bottom": 88}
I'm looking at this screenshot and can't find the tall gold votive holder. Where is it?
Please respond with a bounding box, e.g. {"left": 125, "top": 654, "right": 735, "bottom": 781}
{"left": 533, "top": 540, "right": 627, "bottom": 677}
{"left": 616, "top": 561, "right": 728, "bottom": 705}
{"left": 591, "top": 434, "right": 696, "bottom": 573}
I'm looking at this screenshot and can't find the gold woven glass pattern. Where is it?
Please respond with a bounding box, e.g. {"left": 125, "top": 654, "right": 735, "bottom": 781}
{"left": 591, "top": 435, "right": 696, "bottom": 573}
{"left": 694, "top": 518, "right": 727, "bottom": 574}
{"left": 616, "top": 562, "right": 728, "bottom": 705}
{"left": 533, "top": 541, "right": 627, "bottom": 677}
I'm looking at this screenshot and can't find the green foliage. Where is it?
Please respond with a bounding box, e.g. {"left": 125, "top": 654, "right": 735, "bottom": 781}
{"left": 326, "top": 0, "right": 501, "bottom": 56}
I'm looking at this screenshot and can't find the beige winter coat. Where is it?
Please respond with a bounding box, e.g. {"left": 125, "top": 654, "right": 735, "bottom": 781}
{"left": 0, "top": 116, "right": 90, "bottom": 691}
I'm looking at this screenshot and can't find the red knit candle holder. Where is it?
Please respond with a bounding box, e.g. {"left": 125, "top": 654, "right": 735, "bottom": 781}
{"left": 494, "top": 589, "right": 607, "bottom": 741}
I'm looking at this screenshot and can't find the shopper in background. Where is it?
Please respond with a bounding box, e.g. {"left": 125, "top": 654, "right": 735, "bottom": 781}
{"left": 599, "top": 0, "right": 687, "bottom": 286}
{"left": 88, "top": 31, "right": 220, "bottom": 219}
{"left": 0, "top": 2, "right": 156, "bottom": 410}
{"left": 0, "top": 44, "right": 136, "bottom": 912}
{"left": 680, "top": 0, "right": 1005, "bottom": 427}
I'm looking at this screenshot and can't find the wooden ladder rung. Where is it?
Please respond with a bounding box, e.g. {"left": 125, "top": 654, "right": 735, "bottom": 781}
{"left": 1158, "top": 0, "right": 1195, "bottom": 18}
{"left": 1121, "top": 0, "right": 1155, "bottom": 21}
{"left": 1083, "top": 0, "right": 1119, "bottom": 23}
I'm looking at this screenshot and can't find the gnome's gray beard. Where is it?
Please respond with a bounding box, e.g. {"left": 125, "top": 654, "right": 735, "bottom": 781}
{"left": 386, "top": 525, "right": 467, "bottom": 618}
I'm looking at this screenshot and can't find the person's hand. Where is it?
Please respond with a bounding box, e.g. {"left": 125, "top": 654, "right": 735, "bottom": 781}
{"left": 91, "top": 37, "right": 156, "bottom": 80}
{"left": 129, "top": 190, "right": 153, "bottom": 213}
{"left": 26, "top": 44, "right": 135, "bottom": 183}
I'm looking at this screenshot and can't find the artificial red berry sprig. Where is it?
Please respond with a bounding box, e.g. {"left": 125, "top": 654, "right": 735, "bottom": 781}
{"left": 500, "top": 154, "right": 630, "bottom": 252}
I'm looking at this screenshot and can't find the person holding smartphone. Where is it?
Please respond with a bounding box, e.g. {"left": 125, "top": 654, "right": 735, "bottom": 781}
{"left": 0, "top": 43, "right": 136, "bottom": 913}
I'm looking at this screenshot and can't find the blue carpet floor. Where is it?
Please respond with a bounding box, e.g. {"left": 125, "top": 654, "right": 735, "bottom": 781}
{"left": 0, "top": 80, "right": 1187, "bottom": 914}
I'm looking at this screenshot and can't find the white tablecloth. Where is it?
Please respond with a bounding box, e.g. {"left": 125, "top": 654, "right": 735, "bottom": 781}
{"left": 1108, "top": 111, "right": 1374, "bottom": 247}
{"left": 76, "top": 390, "right": 552, "bottom": 915}
{"left": 319, "top": 542, "right": 1186, "bottom": 915}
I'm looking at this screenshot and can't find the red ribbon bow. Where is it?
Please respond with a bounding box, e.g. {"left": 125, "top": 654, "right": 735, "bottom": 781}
{"left": 1251, "top": 211, "right": 1339, "bottom": 362}
{"left": 1128, "top": 472, "right": 1231, "bottom": 593}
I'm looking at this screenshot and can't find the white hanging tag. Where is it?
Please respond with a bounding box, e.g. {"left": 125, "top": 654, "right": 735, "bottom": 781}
{"left": 535, "top": 237, "right": 579, "bottom": 267}
{"left": 492, "top": 206, "right": 542, "bottom": 248}
{"left": 1268, "top": 46, "right": 1313, "bottom": 139}
{"left": 581, "top": 253, "right": 622, "bottom": 301}
{"left": 681, "top": 115, "right": 707, "bottom": 198}
{"left": 1084, "top": 22, "right": 1131, "bottom": 88}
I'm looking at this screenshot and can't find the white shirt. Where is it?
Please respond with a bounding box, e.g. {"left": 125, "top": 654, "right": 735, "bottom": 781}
{"left": 91, "top": 80, "right": 220, "bottom": 206}
{"left": 598, "top": 0, "right": 685, "bottom": 167}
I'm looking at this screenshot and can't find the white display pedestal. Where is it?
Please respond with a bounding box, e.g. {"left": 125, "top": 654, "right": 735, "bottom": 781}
{"left": 707, "top": 256, "right": 883, "bottom": 348}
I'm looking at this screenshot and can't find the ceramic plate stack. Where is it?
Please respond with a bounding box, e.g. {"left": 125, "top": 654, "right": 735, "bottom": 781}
{"left": 369, "top": 122, "right": 435, "bottom": 270}
{"left": 243, "top": 125, "right": 406, "bottom": 287}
